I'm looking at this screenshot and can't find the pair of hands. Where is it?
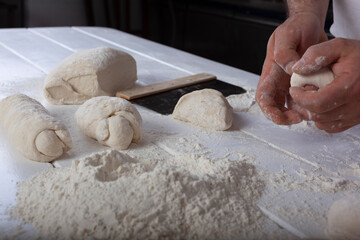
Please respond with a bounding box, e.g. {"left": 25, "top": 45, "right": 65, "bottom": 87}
{"left": 256, "top": 12, "right": 360, "bottom": 133}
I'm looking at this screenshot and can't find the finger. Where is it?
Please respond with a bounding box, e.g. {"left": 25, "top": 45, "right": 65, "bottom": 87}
{"left": 289, "top": 75, "right": 348, "bottom": 113}
{"left": 315, "top": 121, "right": 353, "bottom": 133}
{"left": 273, "top": 30, "right": 300, "bottom": 75}
{"left": 310, "top": 104, "right": 349, "bottom": 123}
{"left": 257, "top": 65, "right": 302, "bottom": 125}
{"left": 257, "top": 80, "right": 303, "bottom": 125}
{"left": 257, "top": 34, "right": 303, "bottom": 125}
{"left": 292, "top": 39, "right": 342, "bottom": 75}
{"left": 257, "top": 77, "right": 302, "bottom": 125}
{"left": 287, "top": 102, "right": 313, "bottom": 121}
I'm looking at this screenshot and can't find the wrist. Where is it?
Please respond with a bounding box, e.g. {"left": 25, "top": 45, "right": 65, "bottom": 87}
{"left": 289, "top": 11, "right": 326, "bottom": 29}
{"left": 286, "top": 0, "right": 329, "bottom": 26}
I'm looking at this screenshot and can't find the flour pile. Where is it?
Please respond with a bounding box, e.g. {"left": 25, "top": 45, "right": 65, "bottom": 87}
{"left": 10, "top": 149, "right": 267, "bottom": 239}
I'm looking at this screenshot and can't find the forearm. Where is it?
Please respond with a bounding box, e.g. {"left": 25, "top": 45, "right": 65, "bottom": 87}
{"left": 286, "top": 0, "right": 329, "bottom": 26}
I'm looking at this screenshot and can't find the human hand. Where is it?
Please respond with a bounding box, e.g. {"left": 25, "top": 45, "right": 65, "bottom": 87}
{"left": 256, "top": 12, "right": 328, "bottom": 125}
{"left": 290, "top": 38, "right": 360, "bottom": 133}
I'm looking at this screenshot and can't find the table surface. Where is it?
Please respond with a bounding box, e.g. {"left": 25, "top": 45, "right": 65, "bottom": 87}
{"left": 0, "top": 27, "right": 359, "bottom": 239}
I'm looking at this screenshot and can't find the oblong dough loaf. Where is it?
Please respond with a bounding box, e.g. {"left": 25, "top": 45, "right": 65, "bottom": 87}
{"left": 290, "top": 67, "right": 334, "bottom": 89}
{"left": 75, "top": 96, "right": 142, "bottom": 150}
{"left": 172, "top": 88, "right": 233, "bottom": 131}
{"left": 44, "top": 47, "right": 137, "bottom": 105}
{"left": 0, "top": 94, "right": 72, "bottom": 162}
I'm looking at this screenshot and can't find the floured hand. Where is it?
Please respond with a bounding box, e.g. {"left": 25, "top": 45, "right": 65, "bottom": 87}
{"left": 290, "top": 38, "right": 360, "bottom": 133}
{"left": 256, "top": 12, "right": 328, "bottom": 125}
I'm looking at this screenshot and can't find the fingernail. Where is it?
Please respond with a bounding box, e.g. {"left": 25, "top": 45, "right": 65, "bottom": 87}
{"left": 285, "top": 60, "right": 297, "bottom": 75}
{"left": 306, "top": 110, "right": 312, "bottom": 120}
{"left": 292, "top": 58, "right": 305, "bottom": 71}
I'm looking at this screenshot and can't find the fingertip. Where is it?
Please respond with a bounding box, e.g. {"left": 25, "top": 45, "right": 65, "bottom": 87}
{"left": 289, "top": 86, "right": 303, "bottom": 100}
{"left": 274, "top": 54, "right": 299, "bottom": 75}
{"left": 264, "top": 107, "right": 302, "bottom": 125}
{"left": 283, "top": 110, "right": 303, "bottom": 125}
{"left": 285, "top": 60, "right": 297, "bottom": 75}
{"left": 292, "top": 58, "right": 324, "bottom": 75}
{"left": 291, "top": 58, "right": 305, "bottom": 73}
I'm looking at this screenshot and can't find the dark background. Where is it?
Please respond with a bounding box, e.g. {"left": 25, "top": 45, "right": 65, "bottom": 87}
{"left": 0, "top": 0, "right": 333, "bottom": 75}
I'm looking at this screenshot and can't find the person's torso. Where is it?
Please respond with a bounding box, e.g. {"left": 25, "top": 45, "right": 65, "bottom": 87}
{"left": 331, "top": 0, "right": 360, "bottom": 39}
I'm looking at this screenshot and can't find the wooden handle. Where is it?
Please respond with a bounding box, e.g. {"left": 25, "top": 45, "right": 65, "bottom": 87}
{"left": 116, "top": 73, "right": 217, "bottom": 100}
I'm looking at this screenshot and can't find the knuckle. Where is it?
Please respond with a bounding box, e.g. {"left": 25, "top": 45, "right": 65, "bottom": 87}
{"left": 332, "top": 37, "right": 347, "bottom": 47}
{"left": 304, "top": 45, "right": 319, "bottom": 59}
{"left": 311, "top": 102, "right": 324, "bottom": 113}
{"left": 274, "top": 50, "right": 285, "bottom": 63}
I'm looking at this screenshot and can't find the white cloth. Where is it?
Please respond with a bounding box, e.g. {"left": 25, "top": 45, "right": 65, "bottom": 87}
{"left": 330, "top": 0, "right": 360, "bottom": 40}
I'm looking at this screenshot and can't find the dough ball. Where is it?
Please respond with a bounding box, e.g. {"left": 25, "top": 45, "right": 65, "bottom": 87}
{"left": 75, "top": 96, "right": 142, "bottom": 150}
{"left": 44, "top": 47, "right": 137, "bottom": 105}
{"left": 326, "top": 195, "right": 360, "bottom": 240}
{"left": 290, "top": 67, "right": 334, "bottom": 89}
{"left": 0, "top": 94, "right": 72, "bottom": 162}
{"left": 172, "top": 89, "right": 233, "bottom": 131}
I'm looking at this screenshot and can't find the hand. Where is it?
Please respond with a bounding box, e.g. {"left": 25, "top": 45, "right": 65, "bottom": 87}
{"left": 256, "top": 12, "right": 328, "bottom": 125}
{"left": 290, "top": 38, "right": 360, "bottom": 133}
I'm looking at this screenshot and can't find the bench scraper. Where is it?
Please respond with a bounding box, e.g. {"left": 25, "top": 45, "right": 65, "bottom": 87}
{"left": 116, "top": 73, "right": 246, "bottom": 115}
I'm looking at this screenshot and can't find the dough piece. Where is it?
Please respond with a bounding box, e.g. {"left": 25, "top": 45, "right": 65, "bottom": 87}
{"left": 290, "top": 67, "right": 335, "bottom": 89}
{"left": 0, "top": 94, "right": 72, "bottom": 162}
{"left": 172, "top": 89, "right": 233, "bottom": 130}
{"left": 44, "top": 47, "right": 137, "bottom": 105}
{"left": 326, "top": 195, "right": 360, "bottom": 240}
{"left": 75, "top": 96, "right": 142, "bottom": 150}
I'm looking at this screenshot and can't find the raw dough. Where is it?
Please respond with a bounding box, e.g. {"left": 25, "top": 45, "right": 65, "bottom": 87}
{"left": 172, "top": 88, "right": 233, "bottom": 130}
{"left": 290, "top": 67, "right": 335, "bottom": 89}
{"left": 75, "top": 96, "right": 142, "bottom": 150}
{"left": 326, "top": 195, "right": 360, "bottom": 240}
{"left": 44, "top": 47, "right": 137, "bottom": 105}
{"left": 0, "top": 94, "right": 72, "bottom": 162}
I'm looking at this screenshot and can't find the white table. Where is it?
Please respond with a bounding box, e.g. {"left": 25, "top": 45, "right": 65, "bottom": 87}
{"left": 0, "top": 27, "right": 359, "bottom": 239}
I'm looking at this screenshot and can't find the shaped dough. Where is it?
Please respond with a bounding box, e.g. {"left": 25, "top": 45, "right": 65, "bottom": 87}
{"left": 0, "top": 94, "right": 72, "bottom": 162}
{"left": 44, "top": 47, "right": 137, "bottom": 105}
{"left": 75, "top": 96, "right": 142, "bottom": 150}
{"left": 290, "top": 67, "right": 335, "bottom": 89}
{"left": 326, "top": 195, "right": 360, "bottom": 240}
{"left": 172, "top": 89, "right": 233, "bottom": 130}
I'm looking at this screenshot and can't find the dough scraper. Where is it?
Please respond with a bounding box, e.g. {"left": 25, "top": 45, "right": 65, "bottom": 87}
{"left": 116, "top": 73, "right": 246, "bottom": 115}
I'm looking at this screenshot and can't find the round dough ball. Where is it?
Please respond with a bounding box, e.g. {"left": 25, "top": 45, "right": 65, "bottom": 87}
{"left": 326, "top": 195, "right": 360, "bottom": 240}
{"left": 290, "top": 67, "right": 335, "bottom": 89}
{"left": 172, "top": 88, "right": 233, "bottom": 131}
{"left": 75, "top": 96, "right": 142, "bottom": 150}
{"left": 44, "top": 47, "right": 137, "bottom": 105}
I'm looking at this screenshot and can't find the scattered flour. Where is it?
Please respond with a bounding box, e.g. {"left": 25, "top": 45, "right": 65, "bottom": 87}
{"left": 8, "top": 149, "right": 279, "bottom": 240}
{"left": 267, "top": 168, "right": 360, "bottom": 193}
{"left": 226, "top": 89, "right": 256, "bottom": 113}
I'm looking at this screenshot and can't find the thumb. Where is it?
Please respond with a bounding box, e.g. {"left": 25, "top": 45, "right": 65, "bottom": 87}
{"left": 274, "top": 35, "right": 300, "bottom": 75}
{"left": 292, "top": 39, "right": 341, "bottom": 75}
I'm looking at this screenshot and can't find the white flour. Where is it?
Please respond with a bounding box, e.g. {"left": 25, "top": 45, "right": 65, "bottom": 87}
{"left": 9, "top": 149, "right": 277, "bottom": 240}
{"left": 226, "top": 88, "right": 257, "bottom": 113}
